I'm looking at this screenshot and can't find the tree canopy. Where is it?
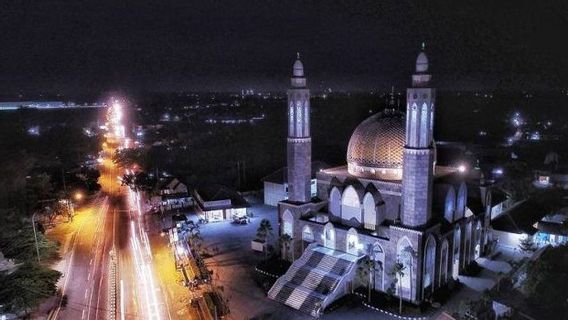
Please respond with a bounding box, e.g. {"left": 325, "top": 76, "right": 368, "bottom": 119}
{"left": 0, "top": 263, "right": 61, "bottom": 313}
{"left": 524, "top": 245, "right": 568, "bottom": 317}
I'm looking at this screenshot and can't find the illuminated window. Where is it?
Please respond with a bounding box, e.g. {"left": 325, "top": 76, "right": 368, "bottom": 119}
{"left": 346, "top": 228, "right": 359, "bottom": 255}
{"left": 283, "top": 210, "right": 293, "bottom": 236}
{"left": 296, "top": 101, "right": 302, "bottom": 136}
{"left": 302, "top": 225, "right": 314, "bottom": 242}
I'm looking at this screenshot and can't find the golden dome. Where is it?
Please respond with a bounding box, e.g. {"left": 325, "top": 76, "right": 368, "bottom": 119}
{"left": 346, "top": 110, "right": 405, "bottom": 180}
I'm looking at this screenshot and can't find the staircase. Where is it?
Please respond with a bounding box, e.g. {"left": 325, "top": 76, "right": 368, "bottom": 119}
{"left": 268, "top": 244, "right": 363, "bottom": 317}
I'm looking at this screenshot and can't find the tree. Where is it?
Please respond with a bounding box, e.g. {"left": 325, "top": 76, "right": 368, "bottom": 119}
{"left": 279, "top": 233, "right": 292, "bottom": 261}
{"left": 389, "top": 260, "right": 406, "bottom": 315}
{"left": 187, "top": 224, "right": 203, "bottom": 254}
{"left": 0, "top": 224, "right": 60, "bottom": 262}
{"left": 463, "top": 294, "right": 496, "bottom": 320}
{"left": 121, "top": 171, "right": 155, "bottom": 193}
{"left": 26, "top": 173, "right": 55, "bottom": 202}
{"left": 256, "top": 219, "right": 273, "bottom": 257}
{"left": 518, "top": 235, "right": 536, "bottom": 253}
{"left": 502, "top": 160, "right": 532, "bottom": 202}
{"left": 357, "top": 255, "right": 377, "bottom": 303}
{"left": 0, "top": 262, "right": 62, "bottom": 314}
{"left": 74, "top": 167, "right": 101, "bottom": 193}
{"left": 523, "top": 245, "right": 568, "bottom": 318}
{"left": 112, "top": 148, "right": 147, "bottom": 169}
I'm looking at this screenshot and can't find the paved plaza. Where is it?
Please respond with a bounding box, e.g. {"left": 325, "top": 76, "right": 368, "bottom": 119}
{"left": 186, "top": 197, "right": 401, "bottom": 319}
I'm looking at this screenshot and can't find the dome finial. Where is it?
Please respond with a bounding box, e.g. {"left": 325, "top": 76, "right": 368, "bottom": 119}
{"left": 292, "top": 52, "right": 305, "bottom": 79}
{"left": 415, "top": 47, "right": 429, "bottom": 73}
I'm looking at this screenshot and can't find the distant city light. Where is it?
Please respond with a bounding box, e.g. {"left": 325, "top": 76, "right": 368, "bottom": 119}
{"left": 511, "top": 112, "right": 524, "bottom": 128}
{"left": 492, "top": 167, "right": 504, "bottom": 176}
{"left": 458, "top": 164, "right": 467, "bottom": 173}
{"left": 27, "top": 126, "right": 40, "bottom": 136}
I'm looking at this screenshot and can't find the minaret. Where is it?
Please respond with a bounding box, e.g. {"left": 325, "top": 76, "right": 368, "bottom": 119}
{"left": 402, "top": 44, "right": 436, "bottom": 227}
{"left": 287, "top": 53, "right": 312, "bottom": 202}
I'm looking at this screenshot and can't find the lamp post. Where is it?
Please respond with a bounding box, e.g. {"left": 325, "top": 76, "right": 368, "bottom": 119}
{"left": 31, "top": 212, "right": 41, "bottom": 263}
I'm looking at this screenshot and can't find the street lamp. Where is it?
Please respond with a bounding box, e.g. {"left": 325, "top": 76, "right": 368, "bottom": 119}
{"left": 31, "top": 212, "right": 41, "bottom": 263}
{"left": 74, "top": 192, "right": 83, "bottom": 201}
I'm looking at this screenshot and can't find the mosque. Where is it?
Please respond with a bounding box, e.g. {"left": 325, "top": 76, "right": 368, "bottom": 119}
{"left": 268, "top": 48, "right": 492, "bottom": 316}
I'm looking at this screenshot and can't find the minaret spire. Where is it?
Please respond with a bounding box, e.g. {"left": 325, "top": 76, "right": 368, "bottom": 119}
{"left": 287, "top": 53, "right": 311, "bottom": 202}
{"left": 401, "top": 46, "right": 436, "bottom": 227}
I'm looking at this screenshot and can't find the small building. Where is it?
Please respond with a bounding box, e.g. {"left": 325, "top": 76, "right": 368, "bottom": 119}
{"left": 152, "top": 177, "right": 193, "bottom": 212}
{"left": 534, "top": 166, "right": 568, "bottom": 189}
{"left": 262, "top": 161, "right": 329, "bottom": 206}
{"left": 192, "top": 185, "right": 249, "bottom": 222}
{"left": 491, "top": 191, "right": 568, "bottom": 249}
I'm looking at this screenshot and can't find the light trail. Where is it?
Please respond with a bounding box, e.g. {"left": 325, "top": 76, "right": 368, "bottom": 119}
{"left": 102, "top": 98, "right": 169, "bottom": 320}
{"left": 120, "top": 280, "right": 125, "bottom": 320}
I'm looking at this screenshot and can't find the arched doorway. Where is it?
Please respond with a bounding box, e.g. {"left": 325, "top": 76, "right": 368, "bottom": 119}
{"left": 363, "top": 193, "right": 376, "bottom": 230}
{"left": 396, "top": 237, "right": 414, "bottom": 300}
{"left": 302, "top": 225, "right": 314, "bottom": 252}
{"left": 372, "top": 242, "right": 385, "bottom": 291}
{"left": 341, "top": 186, "right": 361, "bottom": 223}
{"left": 452, "top": 225, "right": 461, "bottom": 279}
{"left": 444, "top": 188, "right": 456, "bottom": 222}
{"left": 283, "top": 210, "right": 293, "bottom": 237}
{"left": 423, "top": 235, "right": 437, "bottom": 299}
{"left": 457, "top": 183, "right": 467, "bottom": 218}
{"left": 323, "top": 222, "right": 335, "bottom": 250}
{"left": 465, "top": 221, "right": 472, "bottom": 266}
{"left": 329, "top": 187, "right": 341, "bottom": 217}
{"left": 346, "top": 228, "right": 359, "bottom": 255}
{"left": 474, "top": 221, "right": 482, "bottom": 259}
{"left": 440, "top": 240, "right": 449, "bottom": 287}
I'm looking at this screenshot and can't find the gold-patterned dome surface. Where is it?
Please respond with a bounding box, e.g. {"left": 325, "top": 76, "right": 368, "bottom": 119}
{"left": 347, "top": 110, "right": 405, "bottom": 170}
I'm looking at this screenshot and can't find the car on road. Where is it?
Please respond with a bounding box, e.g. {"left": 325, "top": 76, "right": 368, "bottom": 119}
{"left": 232, "top": 216, "right": 248, "bottom": 224}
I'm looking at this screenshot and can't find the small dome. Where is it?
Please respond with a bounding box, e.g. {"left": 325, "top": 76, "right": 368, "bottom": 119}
{"left": 347, "top": 110, "right": 406, "bottom": 180}
{"left": 416, "top": 51, "right": 428, "bottom": 73}
{"left": 293, "top": 59, "right": 304, "bottom": 77}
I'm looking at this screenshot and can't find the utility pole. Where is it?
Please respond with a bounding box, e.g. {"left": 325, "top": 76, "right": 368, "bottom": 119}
{"left": 61, "top": 166, "right": 74, "bottom": 220}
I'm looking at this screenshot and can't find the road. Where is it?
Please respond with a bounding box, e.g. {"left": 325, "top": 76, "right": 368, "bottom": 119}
{"left": 50, "top": 101, "right": 181, "bottom": 320}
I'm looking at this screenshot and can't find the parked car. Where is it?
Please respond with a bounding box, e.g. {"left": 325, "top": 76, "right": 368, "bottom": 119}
{"left": 232, "top": 216, "right": 248, "bottom": 224}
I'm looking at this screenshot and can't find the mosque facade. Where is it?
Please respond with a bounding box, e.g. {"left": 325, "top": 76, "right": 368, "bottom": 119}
{"left": 268, "top": 48, "right": 491, "bottom": 316}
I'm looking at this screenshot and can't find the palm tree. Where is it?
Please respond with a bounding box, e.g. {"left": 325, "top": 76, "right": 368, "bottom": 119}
{"left": 256, "top": 219, "right": 273, "bottom": 257}
{"left": 357, "top": 256, "right": 376, "bottom": 303}
{"left": 187, "top": 224, "right": 203, "bottom": 254}
{"left": 389, "top": 261, "right": 406, "bottom": 315}
{"left": 279, "top": 233, "right": 293, "bottom": 261}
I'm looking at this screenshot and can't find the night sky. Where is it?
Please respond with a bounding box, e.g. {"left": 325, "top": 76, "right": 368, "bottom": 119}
{"left": 1, "top": 1, "right": 567, "bottom": 93}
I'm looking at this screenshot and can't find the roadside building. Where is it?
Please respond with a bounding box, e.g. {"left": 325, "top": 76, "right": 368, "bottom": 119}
{"left": 491, "top": 192, "right": 568, "bottom": 249}
{"left": 192, "top": 185, "right": 249, "bottom": 222}
{"left": 151, "top": 177, "right": 193, "bottom": 212}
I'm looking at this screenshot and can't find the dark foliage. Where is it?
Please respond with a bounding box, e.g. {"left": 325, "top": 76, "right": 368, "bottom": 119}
{"left": 0, "top": 263, "right": 61, "bottom": 313}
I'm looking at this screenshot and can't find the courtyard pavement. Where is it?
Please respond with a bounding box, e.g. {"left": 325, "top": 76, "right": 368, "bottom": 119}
{"left": 185, "top": 196, "right": 400, "bottom": 320}
{"left": 433, "top": 246, "right": 527, "bottom": 317}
